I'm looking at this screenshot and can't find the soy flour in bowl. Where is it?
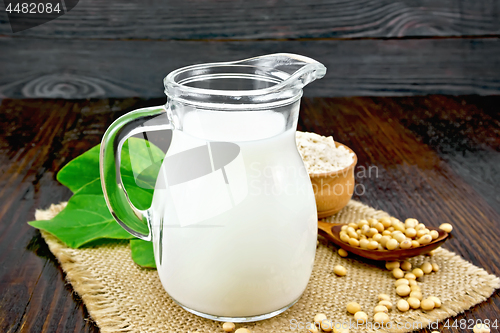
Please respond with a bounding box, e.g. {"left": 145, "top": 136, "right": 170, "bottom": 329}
{"left": 296, "top": 131, "right": 354, "bottom": 174}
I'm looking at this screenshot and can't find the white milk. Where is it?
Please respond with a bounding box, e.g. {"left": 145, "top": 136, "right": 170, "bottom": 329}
{"left": 150, "top": 110, "right": 317, "bottom": 318}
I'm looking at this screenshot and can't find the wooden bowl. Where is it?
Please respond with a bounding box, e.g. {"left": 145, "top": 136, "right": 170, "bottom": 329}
{"left": 309, "top": 142, "right": 357, "bottom": 218}
{"left": 318, "top": 221, "right": 450, "bottom": 261}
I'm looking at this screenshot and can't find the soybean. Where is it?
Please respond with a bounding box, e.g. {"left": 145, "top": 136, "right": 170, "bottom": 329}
{"left": 333, "top": 265, "right": 347, "bottom": 276}
{"left": 400, "top": 239, "right": 412, "bottom": 249}
{"left": 386, "top": 239, "right": 399, "bottom": 250}
{"left": 473, "top": 323, "right": 491, "bottom": 333}
{"left": 400, "top": 261, "right": 412, "bottom": 271}
{"left": 410, "top": 285, "right": 422, "bottom": 292}
{"left": 416, "top": 229, "right": 430, "bottom": 238}
{"left": 340, "top": 233, "right": 350, "bottom": 243}
{"left": 405, "top": 273, "right": 417, "bottom": 280}
{"left": 415, "top": 223, "right": 426, "bottom": 231}
{"left": 439, "top": 223, "right": 453, "bottom": 233}
{"left": 380, "top": 217, "right": 392, "bottom": 228}
{"left": 409, "top": 291, "right": 423, "bottom": 300}
{"left": 374, "top": 222, "right": 385, "bottom": 233}
{"left": 359, "top": 239, "right": 369, "bottom": 249}
{"left": 418, "top": 235, "right": 432, "bottom": 245}
{"left": 367, "top": 240, "right": 379, "bottom": 250}
{"left": 354, "top": 311, "right": 368, "bottom": 324}
{"left": 393, "top": 222, "right": 406, "bottom": 233}
{"left": 374, "top": 305, "right": 388, "bottom": 314}
{"left": 338, "top": 248, "right": 348, "bottom": 257}
{"left": 396, "top": 285, "right": 411, "bottom": 297}
{"left": 395, "top": 278, "right": 409, "bottom": 287}
{"left": 348, "top": 238, "right": 360, "bottom": 247}
{"left": 386, "top": 261, "right": 400, "bottom": 270}
{"left": 421, "top": 262, "right": 433, "bottom": 274}
{"left": 412, "top": 268, "right": 424, "bottom": 278}
{"left": 397, "top": 299, "right": 410, "bottom": 312}
{"left": 320, "top": 321, "right": 333, "bottom": 332}
{"left": 346, "top": 302, "right": 361, "bottom": 314}
{"left": 392, "top": 268, "right": 404, "bottom": 279}
{"left": 405, "top": 218, "right": 418, "bottom": 229}
{"left": 379, "top": 235, "right": 391, "bottom": 246}
{"left": 367, "top": 228, "right": 378, "bottom": 238}
{"left": 428, "top": 296, "right": 442, "bottom": 308}
{"left": 314, "top": 313, "right": 327, "bottom": 324}
{"left": 407, "top": 297, "right": 421, "bottom": 309}
{"left": 373, "top": 312, "right": 390, "bottom": 324}
{"left": 358, "top": 219, "right": 369, "bottom": 227}
{"left": 378, "top": 300, "right": 392, "bottom": 310}
{"left": 223, "top": 322, "right": 236, "bottom": 332}
{"left": 347, "top": 227, "right": 358, "bottom": 239}
{"left": 420, "top": 298, "right": 435, "bottom": 311}
{"left": 393, "top": 233, "right": 406, "bottom": 243}
{"left": 405, "top": 228, "right": 417, "bottom": 238}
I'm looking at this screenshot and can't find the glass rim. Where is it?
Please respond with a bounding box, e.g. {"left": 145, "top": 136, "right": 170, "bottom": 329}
{"left": 162, "top": 53, "right": 326, "bottom": 109}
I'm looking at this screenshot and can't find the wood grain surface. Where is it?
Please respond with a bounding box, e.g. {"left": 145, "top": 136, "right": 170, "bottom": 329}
{"left": 1, "top": 0, "right": 500, "bottom": 98}
{"left": 1, "top": 37, "right": 499, "bottom": 99}
{"left": 0, "top": 95, "right": 498, "bottom": 332}
{"left": 1, "top": 0, "right": 499, "bottom": 39}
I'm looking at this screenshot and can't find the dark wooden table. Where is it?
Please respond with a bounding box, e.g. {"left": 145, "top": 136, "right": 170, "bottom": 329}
{"left": 1, "top": 95, "right": 499, "bottom": 332}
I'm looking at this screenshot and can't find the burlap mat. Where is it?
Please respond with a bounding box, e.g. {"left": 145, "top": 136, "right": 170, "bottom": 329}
{"left": 35, "top": 201, "right": 499, "bottom": 333}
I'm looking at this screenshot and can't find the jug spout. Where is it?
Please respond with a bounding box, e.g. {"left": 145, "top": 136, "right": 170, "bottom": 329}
{"left": 164, "top": 53, "right": 326, "bottom": 109}
{"left": 241, "top": 53, "right": 327, "bottom": 91}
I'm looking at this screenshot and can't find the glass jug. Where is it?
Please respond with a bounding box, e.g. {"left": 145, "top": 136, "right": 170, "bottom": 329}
{"left": 100, "top": 53, "right": 326, "bottom": 322}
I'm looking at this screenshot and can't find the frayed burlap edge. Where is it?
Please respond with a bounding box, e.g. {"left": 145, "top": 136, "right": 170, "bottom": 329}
{"left": 35, "top": 201, "right": 500, "bottom": 333}
{"left": 373, "top": 249, "right": 500, "bottom": 333}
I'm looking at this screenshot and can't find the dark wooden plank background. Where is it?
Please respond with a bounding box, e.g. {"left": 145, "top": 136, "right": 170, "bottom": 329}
{"left": 1, "top": 0, "right": 499, "bottom": 39}
{"left": 1, "top": 0, "right": 500, "bottom": 98}
{"left": 0, "top": 95, "right": 499, "bottom": 332}
{"left": 1, "top": 37, "right": 500, "bottom": 99}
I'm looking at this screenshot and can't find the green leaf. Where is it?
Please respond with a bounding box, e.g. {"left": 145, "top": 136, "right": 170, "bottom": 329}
{"left": 29, "top": 136, "right": 165, "bottom": 269}
{"left": 57, "top": 145, "right": 101, "bottom": 193}
{"left": 130, "top": 239, "right": 156, "bottom": 268}
{"left": 57, "top": 137, "right": 165, "bottom": 210}
{"left": 121, "top": 138, "right": 165, "bottom": 183}
{"left": 29, "top": 180, "right": 134, "bottom": 248}
{"left": 121, "top": 138, "right": 164, "bottom": 210}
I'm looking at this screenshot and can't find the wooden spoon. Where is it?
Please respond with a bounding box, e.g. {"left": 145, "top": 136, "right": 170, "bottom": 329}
{"left": 318, "top": 221, "right": 449, "bottom": 261}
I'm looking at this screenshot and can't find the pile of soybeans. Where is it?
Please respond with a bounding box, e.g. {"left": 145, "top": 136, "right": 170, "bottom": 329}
{"left": 338, "top": 217, "right": 453, "bottom": 251}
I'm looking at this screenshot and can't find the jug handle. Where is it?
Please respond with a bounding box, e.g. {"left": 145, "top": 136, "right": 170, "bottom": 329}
{"left": 100, "top": 105, "right": 171, "bottom": 241}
